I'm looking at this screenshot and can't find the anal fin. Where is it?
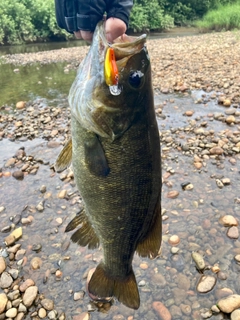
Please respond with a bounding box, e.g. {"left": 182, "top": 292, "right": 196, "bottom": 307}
{"left": 54, "top": 138, "right": 72, "bottom": 172}
{"left": 136, "top": 200, "right": 162, "bottom": 259}
{"left": 88, "top": 262, "right": 140, "bottom": 310}
{"left": 65, "top": 209, "right": 99, "bottom": 250}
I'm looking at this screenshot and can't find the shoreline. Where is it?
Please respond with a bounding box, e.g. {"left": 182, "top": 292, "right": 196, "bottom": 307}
{"left": 1, "top": 30, "right": 240, "bottom": 104}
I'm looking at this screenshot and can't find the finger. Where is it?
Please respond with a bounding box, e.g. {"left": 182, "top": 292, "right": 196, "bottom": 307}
{"left": 74, "top": 31, "right": 82, "bottom": 39}
{"left": 105, "top": 18, "right": 127, "bottom": 43}
{"left": 80, "top": 31, "right": 93, "bottom": 42}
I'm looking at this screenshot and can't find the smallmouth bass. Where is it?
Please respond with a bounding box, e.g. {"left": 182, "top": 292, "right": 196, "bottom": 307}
{"left": 55, "top": 22, "right": 162, "bottom": 310}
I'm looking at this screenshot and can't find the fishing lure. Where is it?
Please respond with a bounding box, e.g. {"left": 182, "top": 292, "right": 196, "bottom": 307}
{"left": 104, "top": 47, "right": 119, "bottom": 87}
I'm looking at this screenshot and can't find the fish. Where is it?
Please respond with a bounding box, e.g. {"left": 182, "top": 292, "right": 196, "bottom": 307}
{"left": 55, "top": 22, "right": 162, "bottom": 310}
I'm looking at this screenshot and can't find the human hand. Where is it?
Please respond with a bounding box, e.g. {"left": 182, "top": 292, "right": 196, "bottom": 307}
{"left": 74, "top": 17, "right": 127, "bottom": 43}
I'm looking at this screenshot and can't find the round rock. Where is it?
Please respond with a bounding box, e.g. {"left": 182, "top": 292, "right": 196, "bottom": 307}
{"left": 22, "top": 285, "right": 38, "bottom": 307}
{"left": 41, "top": 298, "right": 54, "bottom": 311}
{"left": 218, "top": 294, "right": 240, "bottom": 313}
{"left": 0, "top": 257, "right": 6, "bottom": 275}
{"left": 231, "top": 309, "right": 240, "bottom": 320}
{"left": 197, "top": 275, "right": 216, "bottom": 293}
{"left": 0, "top": 271, "right": 13, "bottom": 289}
{"left": 152, "top": 301, "right": 171, "bottom": 320}
{"left": 0, "top": 293, "right": 8, "bottom": 313}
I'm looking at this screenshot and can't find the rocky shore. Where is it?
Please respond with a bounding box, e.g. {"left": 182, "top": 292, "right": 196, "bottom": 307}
{"left": 0, "top": 30, "right": 240, "bottom": 320}
{"left": 1, "top": 30, "right": 240, "bottom": 105}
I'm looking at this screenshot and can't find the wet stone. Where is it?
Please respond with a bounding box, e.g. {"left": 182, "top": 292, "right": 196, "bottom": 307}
{"left": 219, "top": 215, "right": 238, "bottom": 227}
{"left": 197, "top": 275, "right": 216, "bottom": 293}
{"left": 40, "top": 185, "right": 47, "bottom": 193}
{"left": 22, "top": 285, "right": 38, "bottom": 307}
{"left": 0, "top": 271, "right": 13, "bottom": 289}
{"left": 41, "top": 298, "right": 54, "bottom": 310}
{"left": 152, "top": 301, "right": 172, "bottom": 320}
{"left": 0, "top": 257, "right": 6, "bottom": 275}
{"left": 6, "top": 307, "right": 18, "bottom": 318}
{"left": 227, "top": 226, "right": 239, "bottom": 239}
{"left": 177, "top": 274, "right": 191, "bottom": 291}
{"left": 73, "top": 291, "right": 85, "bottom": 301}
{"left": 48, "top": 309, "right": 58, "bottom": 319}
{"left": 38, "top": 307, "right": 47, "bottom": 318}
{"left": 12, "top": 170, "right": 24, "bottom": 180}
{"left": 19, "top": 278, "right": 35, "bottom": 292}
{"left": 32, "top": 244, "right": 42, "bottom": 253}
{"left": 231, "top": 309, "right": 240, "bottom": 320}
{"left": 0, "top": 293, "right": 8, "bottom": 313}
{"left": 31, "top": 257, "right": 42, "bottom": 270}
{"left": 7, "top": 289, "right": 20, "bottom": 300}
{"left": 217, "top": 294, "right": 240, "bottom": 313}
{"left": 235, "top": 255, "right": 240, "bottom": 263}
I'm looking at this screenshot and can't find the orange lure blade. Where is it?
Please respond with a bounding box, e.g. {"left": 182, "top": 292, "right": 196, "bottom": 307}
{"left": 104, "top": 47, "right": 119, "bottom": 86}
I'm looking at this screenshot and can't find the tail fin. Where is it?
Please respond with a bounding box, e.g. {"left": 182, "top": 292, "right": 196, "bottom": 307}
{"left": 88, "top": 262, "right": 140, "bottom": 310}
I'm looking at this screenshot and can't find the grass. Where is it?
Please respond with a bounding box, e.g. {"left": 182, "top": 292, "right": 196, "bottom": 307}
{"left": 196, "top": 1, "right": 240, "bottom": 32}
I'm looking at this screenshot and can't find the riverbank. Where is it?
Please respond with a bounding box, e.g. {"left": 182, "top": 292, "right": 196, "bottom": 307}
{"left": 1, "top": 30, "right": 240, "bottom": 104}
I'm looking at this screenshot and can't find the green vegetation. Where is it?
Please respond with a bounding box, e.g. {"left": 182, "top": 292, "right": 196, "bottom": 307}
{"left": 0, "top": 0, "right": 69, "bottom": 45}
{"left": 0, "top": 0, "right": 240, "bottom": 45}
{"left": 129, "top": 0, "right": 174, "bottom": 32}
{"left": 196, "top": 0, "right": 240, "bottom": 31}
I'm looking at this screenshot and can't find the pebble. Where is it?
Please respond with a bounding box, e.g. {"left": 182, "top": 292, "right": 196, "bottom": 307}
{"left": 19, "top": 278, "right": 35, "bottom": 292}
{"left": 219, "top": 215, "right": 238, "bottom": 227}
{"left": 0, "top": 206, "right": 5, "bottom": 213}
{"left": 177, "top": 274, "right": 191, "bottom": 291}
{"left": 41, "top": 298, "right": 54, "bottom": 310}
{"left": 16, "top": 101, "right": 26, "bottom": 109}
{"left": 31, "top": 257, "right": 42, "bottom": 270}
{"left": 197, "top": 275, "right": 216, "bottom": 293}
{"left": 73, "top": 291, "right": 85, "bottom": 301}
{"left": 0, "top": 271, "right": 13, "bottom": 289}
{"left": 167, "top": 191, "right": 179, "bottom": 199}
{"left": 209, "top": 147, "right": 224, "bottom": 155}
{"left": 226, "top": 115, "right": 235, "bottom": 124}
{"left": 217, "top": 294, "right": 240, "bottom": 313}
{"left": 168, "top": 235, "right": 180, "bottom": 246}
{"left": 152, "top": 301, "right": 172, "bottom": 320}
{"left": 73, "top": 312, "right": 90, "bottom": 320}
{"left": 231, "top": 309, "right": 240, "bottom": 320}
{"left": 5, "top": 307, "right": 18, "bottom": 318}
{"left": 215, "top": 287, "right": 233, "bottom": 299}
{"left": 180, "top": 304, "right": 191, "bottom": 315}
{"left": 22, "top": 285, "right": 38, "bottom": 307}
{"left": 235, "top": 254, "right": 240, "bottom": 263}
{"left": 192, "top": 251, "right": 205, "bottom": 271}
{"left": 40, "top": 185, "right": 47, "bottom": 193}
{"left": 58, "top": 190, "right": 67, "bottom": 199}
{"left": 0, "top": 257, "right": 6, "bottom": 274}
{"left": 38, "top": 307, "right": 47, "bottom": 318}
{"left": 36, "top": 201, "right": 44, "bottom": 212}
{"left": 48, "top": 309, "right": 58, "bottom": 319}
{"left": 12, "top": 170, "right": 24, "bottom": 180}
{"left": 0, "top": 293, "right": 8, "bottom": 313}
{"left": 227, "top": 226, "right": 239, "bottom": 239}
{"left": 10, "top": 227, "right": 23, "bottom": 240}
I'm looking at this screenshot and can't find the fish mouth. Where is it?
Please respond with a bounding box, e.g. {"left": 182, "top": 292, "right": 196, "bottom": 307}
{"left": 94, "top": 22, "right": 147, "bottom": 72}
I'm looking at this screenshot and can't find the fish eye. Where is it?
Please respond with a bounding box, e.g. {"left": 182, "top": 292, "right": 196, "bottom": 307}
{"left": 129, "top": 70, "right": 144, "bottom": 88}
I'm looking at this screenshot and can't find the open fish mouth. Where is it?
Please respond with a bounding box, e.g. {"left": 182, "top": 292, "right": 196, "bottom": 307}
{"left": 95, "top": 22, "right": 148, "bottom": 69}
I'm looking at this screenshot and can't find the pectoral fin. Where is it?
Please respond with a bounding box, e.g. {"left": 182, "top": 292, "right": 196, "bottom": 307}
{"left": 84, "top": 133, "right": 110, "bottom": 177}
{"left": 65, "top": 209, "right": 99, "bottom": 250}
{"left": 54, "top": 139, "right": 72, "bottom": 172}
{"left": 136, "top": 200, "right": 162, "bottom": 259}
